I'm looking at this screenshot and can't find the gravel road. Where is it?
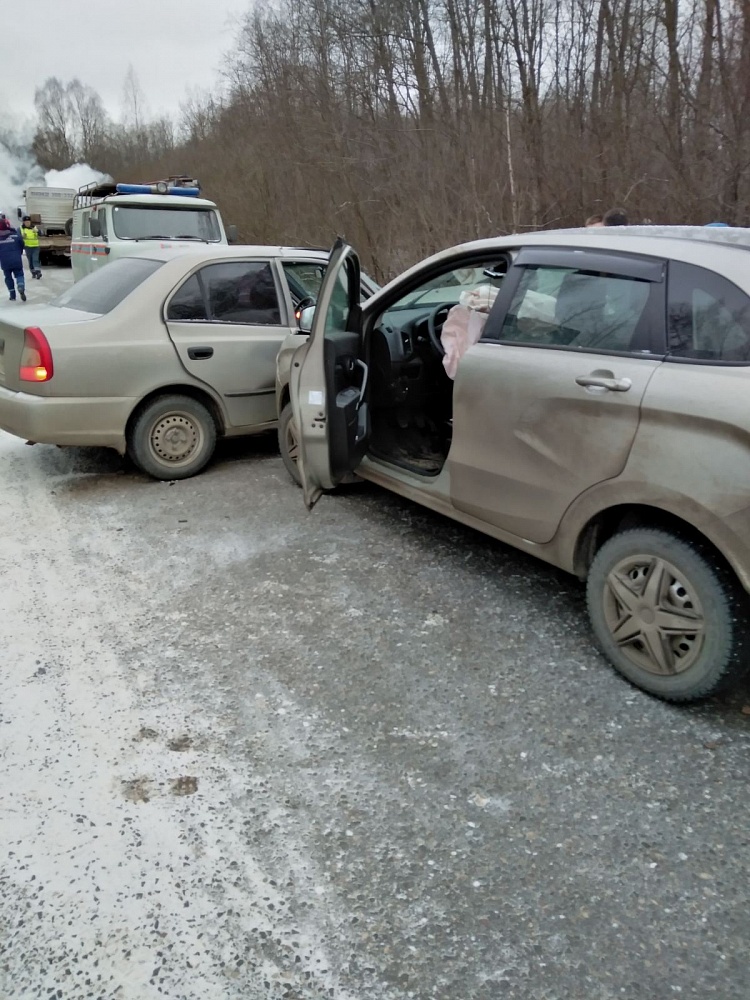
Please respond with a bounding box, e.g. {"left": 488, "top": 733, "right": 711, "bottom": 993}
{"left": 1, "top": 261, "right": 749, "bottom": 1000}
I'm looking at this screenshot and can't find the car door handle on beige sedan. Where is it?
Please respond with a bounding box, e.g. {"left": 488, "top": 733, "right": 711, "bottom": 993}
{"left": 575, "top": 373, "right": 632, "bottom": 392}
{"left": 187, "top": 346, "right": 214, "bottom": 360}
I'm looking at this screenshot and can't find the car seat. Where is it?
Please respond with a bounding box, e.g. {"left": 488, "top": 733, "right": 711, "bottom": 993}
{"left": 554, "top": 272, "right": 608, "bottom": 346}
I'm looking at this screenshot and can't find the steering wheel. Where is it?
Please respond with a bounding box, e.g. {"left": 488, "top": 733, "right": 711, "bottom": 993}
{"left": 426, "top": 304, "right": 451, "bottom": 356}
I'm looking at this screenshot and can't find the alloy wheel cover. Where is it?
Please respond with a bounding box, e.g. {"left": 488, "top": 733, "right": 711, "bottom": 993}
{"left": 602, "top": 553, "right": 706, "bottom": 676}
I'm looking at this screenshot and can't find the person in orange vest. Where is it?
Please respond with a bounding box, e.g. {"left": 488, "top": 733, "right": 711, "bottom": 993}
{"left": 20, "top": 215, "right": 42, "bottom": 279}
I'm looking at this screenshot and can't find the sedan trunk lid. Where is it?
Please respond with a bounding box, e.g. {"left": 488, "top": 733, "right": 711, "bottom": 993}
{"left": 0, "top": 305, "right": 99, "bottom": 393}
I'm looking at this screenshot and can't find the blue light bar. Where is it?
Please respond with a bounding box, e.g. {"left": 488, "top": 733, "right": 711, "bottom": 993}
{"left": 116, "top": 183, "right": 152, "bottom": 195}
{"left": 115, "top": 183, "right": 201, "bottom": 197}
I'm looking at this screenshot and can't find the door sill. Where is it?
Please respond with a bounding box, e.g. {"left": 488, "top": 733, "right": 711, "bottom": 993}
{"left": 368, "top": 446, "right": 445, "bottom": 478}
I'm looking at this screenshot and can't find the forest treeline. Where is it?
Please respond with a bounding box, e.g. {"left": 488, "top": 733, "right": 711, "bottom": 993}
{"left": 28, "top": 0, "right": 750, "bottom": 280}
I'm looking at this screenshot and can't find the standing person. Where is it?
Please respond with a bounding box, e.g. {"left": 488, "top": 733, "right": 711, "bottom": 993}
{"left": 585, "top": 214, "right": 604, "bottom": 227}
{"left": 603, "top": 207, "right": 629, "bottom": 226}
{"left": 20, "top": 215, "right": 42, "bottom": 279}
{"left": 0, "top": 218, "right": 26, "bottom": 301}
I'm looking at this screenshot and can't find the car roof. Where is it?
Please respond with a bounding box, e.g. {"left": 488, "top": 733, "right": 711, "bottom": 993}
{"left": 126, "top": 244, "right": 331, "bottom": 265}
{"left": 537, "top": 225, "right": 750, "bottom": 248}
{"left": 366, "top": 226, "right": 750, "bottom": 305}
{"left": 97, "top": 195, "right": 219, "bottom": 209}
{"left": 448, "top": 225, "right": 750, "bottom": 256}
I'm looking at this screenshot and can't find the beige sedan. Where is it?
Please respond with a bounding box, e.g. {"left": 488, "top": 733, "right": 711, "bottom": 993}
{"left": 281, "top": 230, "right": 750, "bottom": 702}
{"left": 0, "top": 245, "right": 375, "bottom": 480}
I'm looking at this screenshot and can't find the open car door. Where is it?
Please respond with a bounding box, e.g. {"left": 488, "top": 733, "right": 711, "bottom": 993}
{"left": 291, "top": 240, "right": 369, "bottom": 508}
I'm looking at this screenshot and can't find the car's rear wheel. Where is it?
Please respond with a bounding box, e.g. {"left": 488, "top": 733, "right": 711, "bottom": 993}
{"left": 586, "top": 528, "right": 747, "bottom": 701}
{"left": 278, "top": 402, "right": 302, "bottom": 486}
{"left": 128, "top": 394, "right": 217, "bottom": 481}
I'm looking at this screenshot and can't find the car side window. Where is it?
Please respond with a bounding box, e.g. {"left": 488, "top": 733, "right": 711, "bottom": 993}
{"left": 167, "top": 274, "right": 207, "bottom": 321}
{"left": 668, "top": 261, "right": 750, "bottom": 363}
{"left": 201, "top": 262, "right": 282, "bottom": 325}
{"left": 282, "top": 262, "right": 327, "bottom": 305}
{"left": 283, "top": 260, "right": 374, "bottom": 312}
{"left": 491, "top": 266, "right": 651, "bottom": 353}
{"left": 320, "top": 267, "right": 349, "bottom": 335}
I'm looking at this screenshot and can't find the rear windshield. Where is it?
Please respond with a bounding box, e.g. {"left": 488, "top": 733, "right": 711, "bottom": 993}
{"left": 50, "top": 257, "right": 164, "bottom": 314}
{"left": 112, "top": 205, "right": 221, "bottom": 242}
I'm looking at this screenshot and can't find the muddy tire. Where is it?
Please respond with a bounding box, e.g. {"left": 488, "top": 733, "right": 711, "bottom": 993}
{"left": 278, "top": 402, "right": 302, "bottom": 486}
{"left": 586, "top": 528, "right": 747, "bottom": 701}
{"left": 128, "top": 394, "right": 217, "bottom": 481}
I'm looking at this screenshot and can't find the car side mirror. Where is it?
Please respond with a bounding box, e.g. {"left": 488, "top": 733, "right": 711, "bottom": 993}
{"left": 226, "top": 224, "right": 238, "bottom": 244}
{"left": 89, "top": 217, "right": 101, "bottom": 238}
{"left": 298, "top": 304, "right": 316, "bottom": 334}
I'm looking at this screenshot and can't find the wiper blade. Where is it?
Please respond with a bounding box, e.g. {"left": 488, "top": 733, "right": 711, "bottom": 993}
{"left": 135, "top": 234, "right": 211, "bottom": 242}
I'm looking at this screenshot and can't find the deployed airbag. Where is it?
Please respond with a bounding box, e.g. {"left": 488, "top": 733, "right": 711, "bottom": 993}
{"left": 441, "top": 284, "right": 499, "bottom": 379}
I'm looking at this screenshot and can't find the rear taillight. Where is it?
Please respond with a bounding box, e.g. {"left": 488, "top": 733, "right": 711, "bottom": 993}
{"left": 19, "top": 327, "right": 53, "bottom": 383}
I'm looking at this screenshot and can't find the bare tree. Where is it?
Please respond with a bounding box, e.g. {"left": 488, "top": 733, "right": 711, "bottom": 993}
{"left": 121, "top": 65, "right": 147, "bottom": 135}
{"left": 33, "top": 77, "right": 77, "bottom": 167}
{"left": 32, "top": 0, "right": 750, "bottom": 275}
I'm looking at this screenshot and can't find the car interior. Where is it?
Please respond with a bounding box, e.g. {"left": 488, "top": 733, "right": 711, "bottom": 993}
{"left": 362, "top": 252, "right": 663, "bottom": 477}
{"left": 366, "top": 256, "right": 512, "bottom": 476}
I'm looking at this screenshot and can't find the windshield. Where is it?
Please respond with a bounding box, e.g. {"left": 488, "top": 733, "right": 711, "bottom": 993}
{"left": 111, "top": 205, "right": 221, "bottom": 242}
{"left": 387, "top": 266, "right": 498, "bottom": 311}
{"left": 51, "top": 257, "right": 164, "bottom": 314}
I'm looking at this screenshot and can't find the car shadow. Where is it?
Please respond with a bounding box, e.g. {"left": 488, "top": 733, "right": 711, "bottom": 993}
{"left": 32, "top": 443, "right": 129, "bottom": 482}
{"left": 29, "top": 432, "right": 281, "bottom": 492}
{"left": 343, "top": 479, "right": 750, "bottom": 723}
{"left": 212, "top": 431, "right": 279, "bottom": 466}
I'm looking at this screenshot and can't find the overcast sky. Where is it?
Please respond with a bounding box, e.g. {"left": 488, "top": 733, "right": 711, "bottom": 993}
{"left": 2, "top": 0, "right": 252, "bottom": 130}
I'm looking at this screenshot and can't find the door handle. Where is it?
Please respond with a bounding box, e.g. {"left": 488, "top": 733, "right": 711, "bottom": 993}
{"left": 353, "top": 358, "right": 368, "bottom": 408}
{"left": 187, "top": 346, "right": 214, "bottom": 360}
{"left": 575, "top": 375, "right": 632, "bottom": 392}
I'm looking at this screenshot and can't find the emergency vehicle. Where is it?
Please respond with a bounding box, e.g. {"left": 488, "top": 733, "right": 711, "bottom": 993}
{"left": 70, "top": 176, "right": 236, "bottom": 281}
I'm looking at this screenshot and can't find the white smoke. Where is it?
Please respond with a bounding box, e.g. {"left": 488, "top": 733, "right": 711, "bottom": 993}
{"left": 0, "top": 132, "right": 110, "bottom": 222}
{"left": 44, "top": 164, "right": 111, "bottom": 191}
{"left": 0, "top": 140, "right": 42, "bottom": 221}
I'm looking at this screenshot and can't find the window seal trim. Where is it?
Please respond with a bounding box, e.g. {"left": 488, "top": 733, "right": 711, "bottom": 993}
{"left": 664, "top": 354, "right": 750, "bottom": 368}
{"left": 513, "top": 246, "right": 666, "bottom": 282}
{"left": 477, "top": 340, "right": 666, "bottom": 361}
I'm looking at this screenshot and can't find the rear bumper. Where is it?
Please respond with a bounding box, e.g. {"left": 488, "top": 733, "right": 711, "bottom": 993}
{"left": 0, "top": 385, "right": 131, "bottom": 453}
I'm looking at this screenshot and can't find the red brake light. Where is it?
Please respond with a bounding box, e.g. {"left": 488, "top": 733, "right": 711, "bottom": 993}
{"left": 20, "top": 327, "right": 53, "bottom": 382}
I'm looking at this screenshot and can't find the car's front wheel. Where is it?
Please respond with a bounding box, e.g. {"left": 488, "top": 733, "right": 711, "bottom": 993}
{"left": 586, "top": 528, "right": 747, "bottom": 701}
{"left": 278, "top": 402, "right": 302, "bottom": 486}
{"left": 128, "top": 394, "right": 217, "bottom": 481}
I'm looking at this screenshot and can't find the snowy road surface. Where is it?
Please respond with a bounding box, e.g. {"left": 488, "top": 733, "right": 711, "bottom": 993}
{"left": 1, "top": 261, "right": 749, "bottom": 999}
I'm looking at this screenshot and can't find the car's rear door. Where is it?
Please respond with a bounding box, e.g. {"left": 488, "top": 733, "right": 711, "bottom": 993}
{"left": 165, "top": 259, "right": 290, "bottom": 429}
{"left": 292, "top": 241, "right": 368, "bottom": 507}
{"left": 448, "top": 247, "right": 667, "bottom": 543}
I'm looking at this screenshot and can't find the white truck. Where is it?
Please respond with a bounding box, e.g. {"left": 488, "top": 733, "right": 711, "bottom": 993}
{"left": 17, "top": 186, "right": 77, "bottom": 263}
{"left": 71, "top": 175, "right": 237, "bottom": 281}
